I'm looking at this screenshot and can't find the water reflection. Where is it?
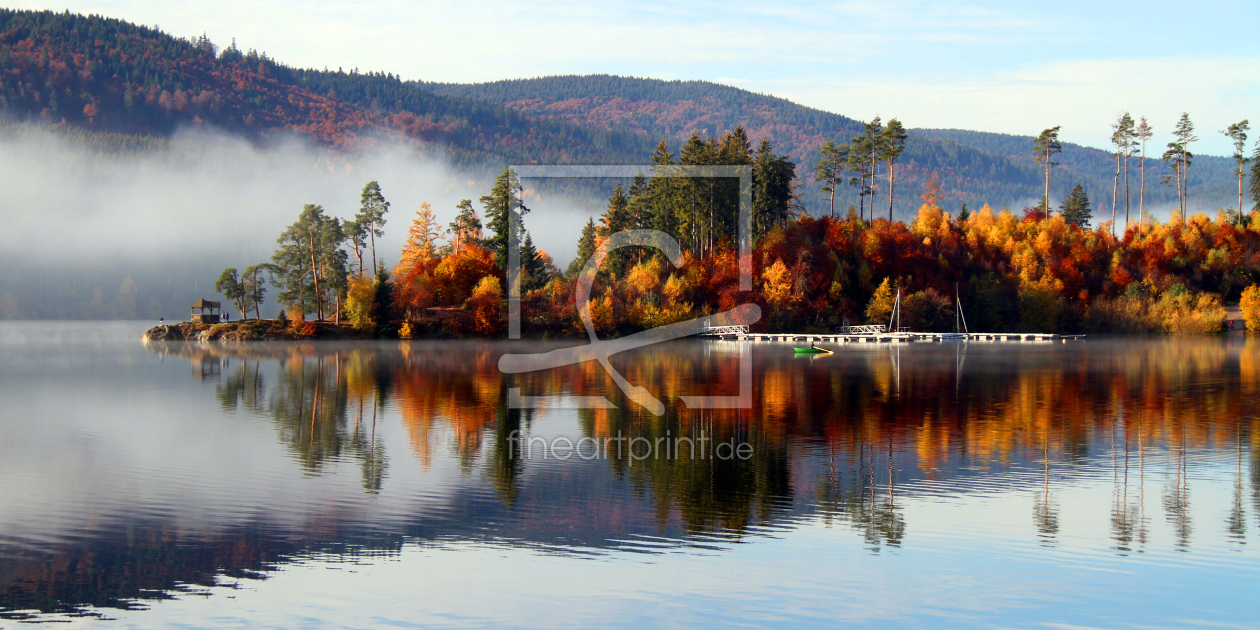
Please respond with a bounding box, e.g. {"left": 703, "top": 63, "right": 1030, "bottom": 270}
{"left": 1, "top": 331, "right": 1258, "bottom": 622}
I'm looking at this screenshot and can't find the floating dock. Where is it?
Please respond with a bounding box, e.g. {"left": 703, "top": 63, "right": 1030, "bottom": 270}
{"left": 697, "top": 325, "right": 1076, "bottom": 343}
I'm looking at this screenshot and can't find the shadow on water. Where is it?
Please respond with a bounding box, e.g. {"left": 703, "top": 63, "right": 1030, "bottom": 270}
{"left": 2, "top": 334, "right": 1259, "bottom": 619}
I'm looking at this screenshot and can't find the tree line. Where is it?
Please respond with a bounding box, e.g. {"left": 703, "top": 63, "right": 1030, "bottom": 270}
{"left": 1024, "top": 113, "right": 1257, "bottom": 234}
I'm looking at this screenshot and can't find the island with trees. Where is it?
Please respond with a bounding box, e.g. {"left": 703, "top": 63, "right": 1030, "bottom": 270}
{"left": 143, "top": 113, "right": 1260, "bottom": 343}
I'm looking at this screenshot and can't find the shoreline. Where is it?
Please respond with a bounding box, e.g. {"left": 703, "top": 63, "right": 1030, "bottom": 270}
{"left": 142, "top": 319, "right": 376, "bottom": 342}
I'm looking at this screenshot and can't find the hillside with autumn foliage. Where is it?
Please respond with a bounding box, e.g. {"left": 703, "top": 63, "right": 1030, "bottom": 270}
{"left": 421, "top": 75, "right": 1240, "bottom": 216}
{"left": 0, "top": 8, "right": 653, "bottom": 166}
{"left": 1, "top": 9, "right": 1242, "bottom": 220}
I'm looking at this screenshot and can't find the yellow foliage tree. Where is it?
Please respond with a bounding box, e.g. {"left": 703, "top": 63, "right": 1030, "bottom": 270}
{"left": 466, "top": 276, "right": 503, "bottom": 336}
{"left": 345, "top": 276, "right": 377, "bottom": 332}
{"left": 866, "top": 278, "right": 895, "bottom": 325}
{"left": 1239, "top": 285, "right": 1260, "bottom": 332}
{"left": 762, "top": 259, "right": 793, "bottom": 306}
{"left": 398, "top": 202, "right": 444, "bottom": 272}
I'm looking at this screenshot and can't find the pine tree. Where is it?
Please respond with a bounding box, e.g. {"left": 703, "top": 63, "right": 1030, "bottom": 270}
{"left": 847, "top": 133, "right": 872, "bottom": 221}
{"left": 242, "top": 263, "right": 270, "bottom": 319}
{"left": 1162, "top": 113, "right": 1197, "bottom": 214}
{"left": 1059, "top": 185, "right": 1092, "bottom": 228}
{"left": 215, "top": 268, "right": 246, "bottom": 318}
{"left": 448, "top": 199, "right": 483, "bottom": 254}
{"left": 957, "top": 202, "right": 970, "bottom": 222}
{"left": 272, "top": 204, "right": 333, "bottom": 318}
{"left": 1033, "top": 126, "right": 1063, "bottom": 215}
{"left": 880, "top": 118, "right": 908, "bottom": 220}
{"left": 342, "top": 217, "right": 368, "bottom": 277}
{"left": 318, "top": 217, "right": 349, "bottom": 323}
{"left": 1134, "top": 117, "right": 1153, "bottom": 231}
{"left": 356, "top": 181, "right": 389, "bottom": 275}
{"left": 1222, "top": 120, "right": 1250, "bottom": 224}
{"left": 1109, "top": 113, "right": 1135, "bottom": 233}
{"left": 814, "top": 140, "right": 848, "bottom": 218}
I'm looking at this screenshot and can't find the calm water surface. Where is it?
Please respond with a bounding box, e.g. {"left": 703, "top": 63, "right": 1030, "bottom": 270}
{"left": 1, "top": 322, "right": 1258, "bottom": 628}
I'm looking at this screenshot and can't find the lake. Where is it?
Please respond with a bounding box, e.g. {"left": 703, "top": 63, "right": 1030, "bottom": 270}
{"left": 0, "top": 322, "right": 1257, "bottom": 628}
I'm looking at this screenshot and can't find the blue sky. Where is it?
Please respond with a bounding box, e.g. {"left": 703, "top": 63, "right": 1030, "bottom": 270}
{"left": 15, "top": 0, "right": 1259, "bottom": 154}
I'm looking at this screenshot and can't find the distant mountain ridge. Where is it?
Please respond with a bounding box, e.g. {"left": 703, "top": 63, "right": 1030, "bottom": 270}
{"left": 0, "top": 9, "right": 1237, "bottom": 218}
{"left": 422, "top": 75, "right": 1238, "bottom": 217}
{"left": 0, "top": 8, "right": 654, "bottom": 169}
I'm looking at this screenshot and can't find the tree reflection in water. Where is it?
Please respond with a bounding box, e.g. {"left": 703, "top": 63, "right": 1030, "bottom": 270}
{"left": 5, "top": 337, "right": 1259, "bottom": 619}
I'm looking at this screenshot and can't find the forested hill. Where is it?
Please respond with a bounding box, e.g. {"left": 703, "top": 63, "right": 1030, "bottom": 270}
{"left": 0, "top": 9, "right": 1237, "bottom": 217}
{"left": 421, "top": 75, "right": 1237, "bottom": 216}
{"left": 0, "top": 9, "right": 654, "bottom": 167}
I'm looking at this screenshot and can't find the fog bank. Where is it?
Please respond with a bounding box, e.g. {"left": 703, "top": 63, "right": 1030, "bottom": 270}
{"left": 0, "top": 124, "right": 600, "bottom": 319}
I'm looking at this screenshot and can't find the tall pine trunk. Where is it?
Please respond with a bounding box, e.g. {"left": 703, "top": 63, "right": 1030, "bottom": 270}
{"left": 1176, "top": 163, "right": 1184, "bottom": 215}
{"left": 1174, "top": 147, "right": 1184, "bottom": 214}
{"left": 829, "top": 179, "right": 836, "bottom": 218}
{"left": 1123, "top": 152, "right": 1130, "bottom": 231}
{"left": 1043, "top": 152, "right": 1051, "bottom": 215}
{"left": 308, "top": 227, "right": 322, "bottom": 321}
{"left": 1240, "top": 167, "right": 1246, "bottom": 224}
{"left": 858, "top": 172, "right": 866, "bottom": 221}
{"left": 1111, "top": 152, "right": 1119, "bottom": 236}
{"left": 1139, "top": 150, "right": 1146, "bottom": 231}
{"left": 887, "top": 161, "right": 895, "bottom": 221}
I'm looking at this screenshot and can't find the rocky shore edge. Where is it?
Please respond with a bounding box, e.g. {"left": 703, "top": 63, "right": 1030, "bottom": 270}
{"left": 142, "top": 320, "right": 374, "bottom": 342}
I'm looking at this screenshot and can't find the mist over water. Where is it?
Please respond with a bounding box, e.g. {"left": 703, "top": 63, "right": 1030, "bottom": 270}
{"left": 0, "top": 124, "right": 598, "bottom": 319}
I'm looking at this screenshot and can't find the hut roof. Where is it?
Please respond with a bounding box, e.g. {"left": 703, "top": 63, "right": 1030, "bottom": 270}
{"left": 191, "top": 299, "right": 221, "bottom": 309}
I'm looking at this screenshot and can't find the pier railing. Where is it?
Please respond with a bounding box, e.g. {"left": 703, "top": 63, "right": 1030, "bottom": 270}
{"left": 837, "top": 324, "right": 887, "bottom": 335}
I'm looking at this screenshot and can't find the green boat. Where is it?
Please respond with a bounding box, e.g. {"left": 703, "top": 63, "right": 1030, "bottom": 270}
{"left": 794, "top": 346, "right": 833, "bottom": 355}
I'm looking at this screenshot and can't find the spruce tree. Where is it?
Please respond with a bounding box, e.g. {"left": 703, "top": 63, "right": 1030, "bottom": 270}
{"left": 519, "top": 232, "right": 546, "bottom": 292}
{"left": 567, "top": 217, "right": 598, "bottom": 277}
{"left": 645, "top": 139, "right": 677, "bottom": 237}
{"left": 1059, "top": 185, "right": 1092, "bottom": 228}
{"left": 481, "top": 168, "right": 529, "bottom": 270}
{"left": 752, "top": 139, "right": 798, "bottom": 242}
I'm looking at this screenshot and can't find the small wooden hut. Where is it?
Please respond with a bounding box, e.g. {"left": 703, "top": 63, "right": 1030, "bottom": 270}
{"left": 190, "top": 299, "right": 221, "bottom": 323}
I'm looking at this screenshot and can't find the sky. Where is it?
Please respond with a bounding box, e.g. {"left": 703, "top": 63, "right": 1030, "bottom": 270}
{"left": 11, "top": 1, "right": 1260, "bottom": 154}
